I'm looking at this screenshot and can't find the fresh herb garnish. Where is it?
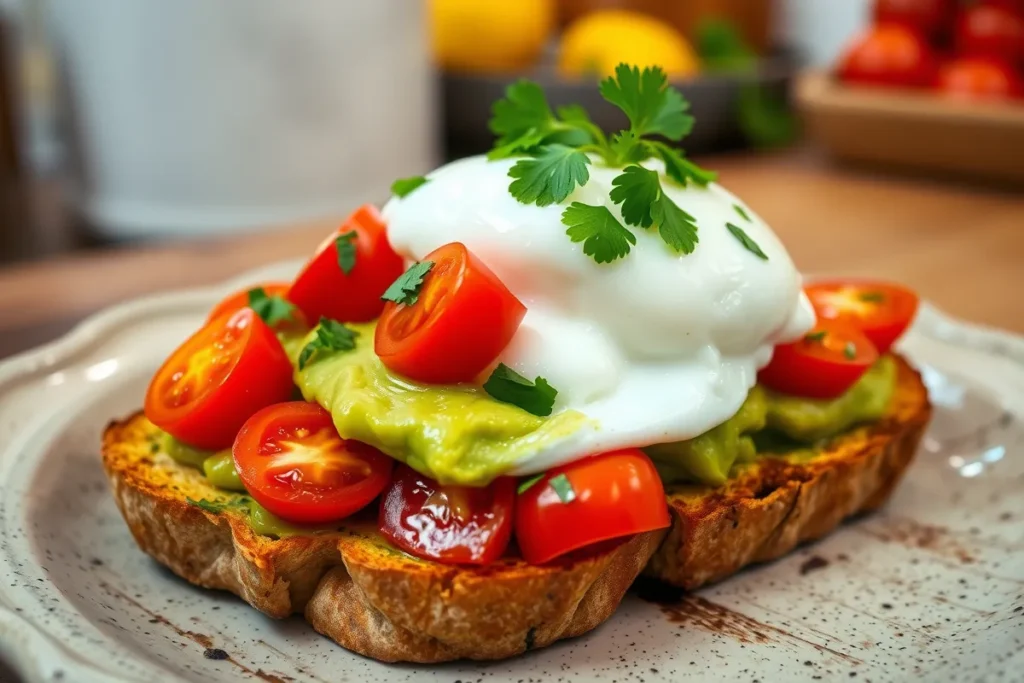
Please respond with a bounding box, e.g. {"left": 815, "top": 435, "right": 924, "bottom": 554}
{"left": 726, "top": 222, "right": 768, "bottom": 261}
{"left": 298, "top": 317, "right": 359, "bottom": 370}
{"left": 483, "top": 363, "right": 558, "bottom": 417}
{"left": 562, "top": 203, "right": 636, "bottom": 264}
{"left": 805, "top": 330, "right": 827, "bottom": 343}
{"left": 247, "top": 287, "right": 297, "bottom": 326}
{"left": 548, "top": 473, "right": 576, "bottom": 504}
{"left": 517, "top": 474, "right": 545, "bottom": 495}
{"left": 186, "top": 497, "right": 249, "bottom": 515}
{"left": 488, "top": 64, "right": 716, "bottom": 264}
{"left": 859, "top": 291, "right": 885, "bottom": 303}
{"left": 844, "top": 342, "right": 857, "bottom": 360}
{"left": 391, "top": 176, "right": 430, "bottom": 198}
{"left": 508, "top": 145, "right": 591, "bottom": 207}
{"left": 335, "top": 232, "right": 358, "bottom": 275}
{"left": 381, "top": 261, "right": 434, "bottom": 306}
{"left": 733, "top": 203, "right": 752, "bottom": 222}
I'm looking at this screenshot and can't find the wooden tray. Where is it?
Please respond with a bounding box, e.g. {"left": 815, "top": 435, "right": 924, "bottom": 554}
{"left": 796, "top": 70, "right": 1024, "bottom": 186}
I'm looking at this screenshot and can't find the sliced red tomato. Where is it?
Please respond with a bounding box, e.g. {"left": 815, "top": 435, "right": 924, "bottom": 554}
{"left": 515, "top": 449, "right": 671, "bottom": 565}
{"left": 144, "top": 309, "right": 295, "bottom": 450}
{"left": 874, "top": 0, "right": 956, "bottom": 37}
{"left": 378, "top": 465, "right": 515, "bottom": 565}
{"left": 837, "top": 24, "right": 938, "bottom": 88}
{"left": 805, "top": 280, "right": 919, "bottom": 354}
{"left": 234, "top": 402, "right": 393, "bottom": 524}
{"left": 374, "top": 242, "right": 526, "bottom": 384}
{"left": 208, "top": 282, "right": 290, "bottom": 321}
{"left": 937, "top": 57, "right": 1023, "bottom": 100}
{"left": 956, "top": 4, "right": 1024, "bottom": 65}
{"left": 288, "top": 204, "right": 405, "bottom": 324}
{"left": 758, "top": 322, "right": 879, "bottom": 400}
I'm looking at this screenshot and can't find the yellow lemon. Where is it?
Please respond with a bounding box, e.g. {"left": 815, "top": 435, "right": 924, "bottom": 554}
{"left": 558, "top": 10, "right": 700, "bottom": 79}
{"left": 429, "top": 0, "right": 555, "bottom": 74}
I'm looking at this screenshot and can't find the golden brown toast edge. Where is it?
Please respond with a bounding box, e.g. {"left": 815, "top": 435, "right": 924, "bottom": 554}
{"left": 646, "top": 353, "right": 932, "bottom": 589}
{"left": 101, "top": 414, "right": 665, "bottom": 663}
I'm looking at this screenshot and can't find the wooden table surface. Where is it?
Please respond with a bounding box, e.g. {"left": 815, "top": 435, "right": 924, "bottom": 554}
{"left": 1, "top": 150, "right": 1022, "bottom": 359}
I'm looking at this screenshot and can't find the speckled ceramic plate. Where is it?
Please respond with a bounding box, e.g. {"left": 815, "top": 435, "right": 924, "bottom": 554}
{"left": 0, "top": 262, "right": 1022, "bottom": 683}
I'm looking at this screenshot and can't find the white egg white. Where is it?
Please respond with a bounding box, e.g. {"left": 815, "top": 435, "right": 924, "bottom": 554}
{"left": 383, "top": 155, "right": 815, "bottom": 475}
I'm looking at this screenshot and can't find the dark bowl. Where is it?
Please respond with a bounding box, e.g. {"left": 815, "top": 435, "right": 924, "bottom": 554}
{"left": 440, "top": 52, "right": 798, "bottom": 159}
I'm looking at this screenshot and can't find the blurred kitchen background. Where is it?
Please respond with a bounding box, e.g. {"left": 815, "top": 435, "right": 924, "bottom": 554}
{"left": 0, "top": 0, "right": 1019, "bottom": 266}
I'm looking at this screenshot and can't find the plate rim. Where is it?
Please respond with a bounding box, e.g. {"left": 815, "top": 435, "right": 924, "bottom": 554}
{"left": 0, "top": 261, "right": 1022, "bottom": 683}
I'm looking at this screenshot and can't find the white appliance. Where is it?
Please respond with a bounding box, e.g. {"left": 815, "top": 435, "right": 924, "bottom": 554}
{"left": 42, "top": 0, "right": 437, "bottom": 239}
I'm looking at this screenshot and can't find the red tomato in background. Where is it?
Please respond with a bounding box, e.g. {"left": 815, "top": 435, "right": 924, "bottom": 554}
{"left": 805, "top": 280, "right": 920, "bottom": 354}
{"left": 937, "top": 56, "right": 1024, "bottom": 99}
{"left": 379, "top": 465, "right": 515, "bottom": 565}
{"left": 838, "top": 24, "right": 938, "bottom": 87}
{"left": 758, "top": 322, "right": 879, "bottom": 400}
{"left": 144, "top": 309, "right": 295, "bottom": 450}
{"left": 874, "top": 0, "right": 957, "bottom": 37}
{"left": 514, "top": 449, "right": 671, "bottom": 565}
{"left": 375, "top": 242, "right": 527, "bottom": 384}
{"left": 233, "top": 402, "right": 393, "bottom": 524}
{"left": 956, "top": 4, "right": 1024, "bottom": 64}
{"left": 288, "top": 205, "right": 406, "bottom": 324}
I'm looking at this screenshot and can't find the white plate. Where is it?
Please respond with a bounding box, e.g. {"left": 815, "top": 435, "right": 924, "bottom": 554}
{"left": 0, "top": 262, "right": 1021, "bottom": 683}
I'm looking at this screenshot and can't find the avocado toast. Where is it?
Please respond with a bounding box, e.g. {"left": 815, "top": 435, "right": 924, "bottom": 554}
{"left": 102, "top": 65, "right": 931, "bottom": 663}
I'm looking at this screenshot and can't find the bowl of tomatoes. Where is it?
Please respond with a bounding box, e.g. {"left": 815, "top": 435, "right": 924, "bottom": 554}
{"left": 795, "top": 0, "right": 1024, "bottom": 185}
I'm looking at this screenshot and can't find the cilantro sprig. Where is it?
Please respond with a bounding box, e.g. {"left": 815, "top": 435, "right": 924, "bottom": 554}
{"left": 335, "top": 231, "right": 358, "bottom": 275}
{"left": 381, "top": 261, "right": 434, "bottom": 307}
{"left": 392, "top": 176, "right": 429, "bottom": 198}
{"left": 298, "top": 318, "right": 359, "bottom": 370}
{"left": 488, "top": 64, "right": 717, "bottom": 264}
{"left": 247, "top": 287, "right": 297, "bottom": 327}
{"left": 483, "top": 364, "right": 558, "bottom": 417}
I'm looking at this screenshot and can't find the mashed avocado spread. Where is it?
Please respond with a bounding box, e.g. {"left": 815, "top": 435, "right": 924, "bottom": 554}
{"left": 166, "top": 327, "right": 897, "bottom": 498}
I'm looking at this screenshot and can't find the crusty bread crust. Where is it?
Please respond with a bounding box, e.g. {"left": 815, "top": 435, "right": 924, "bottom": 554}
{"left": 646, "top": 353, "right": 932, "bottom": 589}
{"left": 101, "top": 415, "right": 664, "bottom": 662}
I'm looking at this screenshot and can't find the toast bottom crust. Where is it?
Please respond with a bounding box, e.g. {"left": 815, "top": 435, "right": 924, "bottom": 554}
{"left": 647, "top": 353, "right": 932, "bottom": 589}
{"left": 102, "top": 415, "right": 664, "bottom": 662}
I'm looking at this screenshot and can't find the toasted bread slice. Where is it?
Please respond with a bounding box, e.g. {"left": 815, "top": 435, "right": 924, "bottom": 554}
{"left": 101, "top": 415, "right": 665, "bottom": 663}
{"left": 646, "top": 353, "right": 932, "bottom": 589}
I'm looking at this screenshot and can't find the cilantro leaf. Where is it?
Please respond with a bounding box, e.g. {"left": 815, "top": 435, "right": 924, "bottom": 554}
{"left": 381, "top": 261, "right": 434, "bottom": 306}
{"left": 335, "top": 231, "right": 358, "bottom": 275}
{"left": 646, "top": 141, "right": 717, "bottom": 187}
{"left": 548, "top": 473, "right": 576, "bottom": 503}
{"left": 517, "top": 474, "right": 544, "bottom": 495}
{"left": 726, "top": 222, "right": 768, "bottom": 260}
{"left": 805, "top": 330, "right": 827, "bottom": 343}
{"left": 508, "top": 145, "right": 591, "bottom": 207}
{"left": 859, "top": 291, "right": 885, "bottom": 303}
{"left": 391, "top": 176, "right": 429, "bottom": 198}
{"left": 483, "top": 364, "right": 558, "bottom": 417}
{"left": 599, "top": 64, "right": 694, "bottom": 141}
{"left": 488, "top": 128, "right": 547, "bottom": 160}
{"left": 298, "top": 317, "right": 359, "bottom": 370}
{"left": 489, "top": 80, "right": 555, "bottom": 147}
{"left": 653, "top": 195, "right": 699, "bottom": 255}
{"left": 733, "top": 203, "right": 752, "bottom": 222}
{"left": 609, "top": 165, "right": 659, "bottom": 228}
{"left": 608, "top": 130, "right": 648, "bottom": 165}
{"left": 844, "top": 341, "right": 857, "bottom": 360}
{"left": 562, "top": 203, "right": 636, "bottom": 264}
{"left": 247, "top": 287, "right": 296, "bottom": 326}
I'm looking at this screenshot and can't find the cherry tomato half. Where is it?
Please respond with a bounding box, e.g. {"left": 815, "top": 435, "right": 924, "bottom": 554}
{"left": 956, "top": 4, "right": 1024, "bottom": 65}
{"left": 145, "top": 309, "right": 295, "bottom": 450}
{"left": 233, "top": 402, "right": 393, "bottom": 524}
{"left": 874, "top": 0, "right": 957, "bottom": 37}
{"left": 937, "top": 57, "right": 1023, "bottom": 100}
{"left": 375, "top": 242, "right": 527, "bottom": 384}
{"left": 838, "top": 23, "right": 938, "bottom": 88}
{"left": 758, "top": 322, "right": 879, "bottom": 400}
{"left": 288, "top": 205, "right": 406, "bottom": 324}
{"left": 515, "top": 449, "right": 671, "bottom": 565}
{"left": 379, "top": 465, "right": 515, "bottom": 565}
{"left": 805, "top": 280, "right": 919, "bottom": 354}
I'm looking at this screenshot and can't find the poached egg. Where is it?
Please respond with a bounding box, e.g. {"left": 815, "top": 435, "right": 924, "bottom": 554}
{"left": 383, "top": 155, "right": 815, "bottom": 475}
